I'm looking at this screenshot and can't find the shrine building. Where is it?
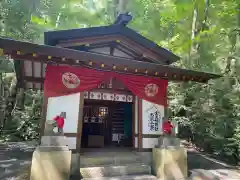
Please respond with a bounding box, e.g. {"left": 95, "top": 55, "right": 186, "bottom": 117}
{"left": 0, "top": 14, "right": 220, "bottom": 152}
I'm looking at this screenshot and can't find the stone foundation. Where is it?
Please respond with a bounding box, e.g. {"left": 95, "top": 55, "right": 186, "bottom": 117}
{"left": 152, "top": 137, "right": 187, "bottom": 180}
{"left": 156, "top": 136, "right": 181, "bottom": 148}
{"left": 30, "top": 146, "right": 72, "bottom": 180}
{"left": 41, "top": 136, "right": 68, "bottom": 146}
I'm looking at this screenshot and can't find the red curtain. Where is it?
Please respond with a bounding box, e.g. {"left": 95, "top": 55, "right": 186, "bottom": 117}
{"left": 44, "top": 65, "right": 168, "bottom": 106}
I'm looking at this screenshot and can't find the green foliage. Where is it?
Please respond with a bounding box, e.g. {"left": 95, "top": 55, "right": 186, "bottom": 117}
{"left": 1, "top": 90, "right": 42, "bottom": 142}
{"left": 129, "top": 0, "right": 240, "bottom": 164}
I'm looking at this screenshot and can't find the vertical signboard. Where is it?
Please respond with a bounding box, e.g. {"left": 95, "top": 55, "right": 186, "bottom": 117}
{"left": 142, "top": 100, "right": 164, "bottom": 135}
{"left": 142, "top": 99, "right": 165, "bottom": 149}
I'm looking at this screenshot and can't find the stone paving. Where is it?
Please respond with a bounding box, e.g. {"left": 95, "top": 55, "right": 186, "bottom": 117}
{"left": 0, "top": 141, "right": 36, "bottom": 180}
{"left": 188, "top": 152, "right": 240, "bottom": 179}
{"left": 185, "top": 141, "right": 240, "bottom": 180}
{"left": 0, "top": 141, "right": 240, "bottom": 180}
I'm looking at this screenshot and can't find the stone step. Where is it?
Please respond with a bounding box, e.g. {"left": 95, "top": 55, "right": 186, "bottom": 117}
{"left": 80, "top": 153, "right": 144, "bottom": 167}
{"left": 189, "top": 169, "right": 240, "bottom": 180}
{"left": 80, "top": 164, "right": 151, "bottom": 178}
{"left": 82, "top": 174, "right": 157, "bottom": 180}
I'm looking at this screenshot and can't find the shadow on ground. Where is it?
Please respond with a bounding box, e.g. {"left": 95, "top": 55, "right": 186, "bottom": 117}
{"left": 1, "top": 141, "right": 240, "bottom": 179}
{"left": 187, "top": 151, "right": 231, "bottom": 170}
{"left": 0, "top": 142, "right": 35, "bottom": 180}
{"left": 184, "top": 140, "right": 240, "bottom": 179}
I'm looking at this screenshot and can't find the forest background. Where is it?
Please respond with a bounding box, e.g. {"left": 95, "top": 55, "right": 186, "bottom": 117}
{"left": 0, "top": 0, "right": 239, "bottom": 165}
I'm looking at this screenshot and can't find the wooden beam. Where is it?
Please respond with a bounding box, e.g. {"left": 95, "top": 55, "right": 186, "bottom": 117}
{"left": 110, "top": 42, "right": 115, "bottom": 56}
{"left": 24, "top": 76, "right": 43, "bottom": 83}
{"left": 57, "top": 35, "right": 167, "bottom": 64}
{"left": 0, "top": 37, "right": 221, "bottom": 82}
{"left": 116, "top": 43, "right": 140, "bottom": 57}
{"left": 19, "top": 57, "right": 219, "bottom": 83}
{"left": 58, "top": 35, "right": 118, "bottom": 47}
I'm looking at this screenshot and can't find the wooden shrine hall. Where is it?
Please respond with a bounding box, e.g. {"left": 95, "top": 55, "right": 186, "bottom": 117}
{"left": 0, "top": 15, "right": 221, "bottom": 153}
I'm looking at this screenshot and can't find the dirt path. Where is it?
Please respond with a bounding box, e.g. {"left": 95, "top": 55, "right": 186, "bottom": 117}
{"left": 184, "top": 140, "right": 240, "bottom": 179}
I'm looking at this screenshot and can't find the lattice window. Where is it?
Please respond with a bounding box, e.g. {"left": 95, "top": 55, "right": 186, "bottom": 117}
{"left": 99, "top": 107, "right": 108, "bottom": 117}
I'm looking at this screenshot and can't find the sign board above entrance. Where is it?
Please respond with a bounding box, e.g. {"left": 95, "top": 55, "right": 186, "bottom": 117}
{"left": 84, "top": 91, "right": 133, "bottom": 102}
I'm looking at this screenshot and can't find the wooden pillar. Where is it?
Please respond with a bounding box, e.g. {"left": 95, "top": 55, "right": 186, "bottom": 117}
{"left": 39, "top": 95, "right": 48, "bottom": 144}
{"left": 138, "top": 99, "right": 143, "bottom": 151}
{"left": 164, "top": 105, "right": 168, "bottom": 120}
{"left": 132, "top": 96, "right": 135, "bottom": 148}
{"left": 76, "top": 93, "right": 84, "bottom": 153}
{"left": 133, "top": 96, "right": 138, "bottom": 149}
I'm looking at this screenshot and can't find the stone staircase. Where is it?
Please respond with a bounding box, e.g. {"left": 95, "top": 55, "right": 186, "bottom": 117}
{"left": 74, "top": 151, "right": 157, "bottom": 180}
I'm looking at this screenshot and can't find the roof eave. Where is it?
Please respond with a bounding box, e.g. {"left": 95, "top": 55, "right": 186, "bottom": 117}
{"left": 44, "top": 25, "right": 180, "bottom": 64}
{"left": 0, "top": 37, "right": 221, "bottom": 84}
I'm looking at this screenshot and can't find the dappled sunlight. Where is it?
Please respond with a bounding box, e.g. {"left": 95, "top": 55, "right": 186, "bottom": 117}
{"left": 78, "top": 150, "right": 153, "bottom": 179}
{"left": 30, "top": 145, "right": 72, "bottom": 180}
{"left": 187, "top": 148, "right": 240, "bottom": 179}
{"left": 166, "top": 152, "right": 185, "bottom": 178}
{"left": 163, "top": 151, "right": 185, "bottom": 179}
{"left": 210, "top": 169, "right": 240, "bottom": 179}
{"left": 0, "top": 159, "right": 17, "bottom": 163}
{"left": 153, "top": 147, "right": 187, "bottom": 180}
{"left": 16, "top": 167, "right": 30, "bottom": 180}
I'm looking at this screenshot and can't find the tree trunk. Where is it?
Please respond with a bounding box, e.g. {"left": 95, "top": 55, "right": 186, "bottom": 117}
{"left": 191, "top": 8, "right": 198, "bottom": 41}
{"left": 190, "top": 0, "right": 210, "bottom": 51}
{"left": 196, "top": 0, "right": 210, "bottom": 51}
{"left": 16, "top": 88, "right": 25, "bottom": 110}
{"left": 0, "top": 72, "right": 4, "bottom": 127}
{"left": 224, "top": 3, "right": 240, "bottom": 75}
{"left": 189, "top": 2, "right": 198, "bottom": 59}
{"left": 201, "top": 0, "right": 210, "bottom": 32}
{"left": 31, "top": 98, "right": 36, "bottom": 116}
{"left": 56, "top": 12, "right": 62, "bottom": 28}
{"left": 117, "top": 0, "right": 127, "bottom": 15}
{"left": 2, "top": 77, "right": 17, "bottom": 128}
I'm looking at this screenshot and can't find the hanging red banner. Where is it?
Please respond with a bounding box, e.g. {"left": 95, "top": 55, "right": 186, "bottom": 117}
{"left": 44, "top": 65, "right": 168, "bottom": 106}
